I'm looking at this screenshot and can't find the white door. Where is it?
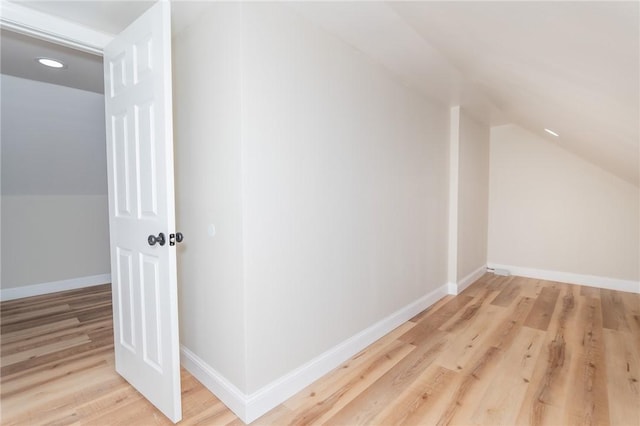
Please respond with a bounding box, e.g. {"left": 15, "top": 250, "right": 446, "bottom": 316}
{"left": 103, "top": 1, "right": 181, "bottom": 422}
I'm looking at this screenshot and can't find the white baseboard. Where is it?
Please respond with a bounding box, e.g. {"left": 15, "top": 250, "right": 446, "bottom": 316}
{"left": 447, "top": 265, "right": 487, "bottom": 295}
{"left": 181, "top": 282, "right": 449, "bottom": 424}
{"left": 0, "top": 274, "right": 112, "bottom": 301}
{"left": 180, "top": 346, "right": 248, "bottom": 420}
{"left": 487, "top": 263, "right": 640, "bottom": 294}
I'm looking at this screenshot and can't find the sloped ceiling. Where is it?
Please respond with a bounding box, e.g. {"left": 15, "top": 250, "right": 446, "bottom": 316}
{"left": 292, "top": 1, "right": 639, "bottom": 186}
{"left": 0, "top": 29, "right": 104, "bottom": 93}
{"left": 390, "top": 1, "right": 639, "bottom": 186}
{"left": 3, "top": 1, "right": 639, "bottom": 185}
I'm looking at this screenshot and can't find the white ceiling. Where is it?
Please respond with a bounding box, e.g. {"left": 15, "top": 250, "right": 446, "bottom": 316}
{"left": 2, "top": 1, "right": 638, "bottom": 185}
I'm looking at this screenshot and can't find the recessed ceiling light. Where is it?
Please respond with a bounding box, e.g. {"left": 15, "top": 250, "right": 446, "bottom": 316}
{"left": 544, "top": 128, "right": 559, "bottom": 137}
{"left": 36, "top": 57, "right": 66, "bottom": 69}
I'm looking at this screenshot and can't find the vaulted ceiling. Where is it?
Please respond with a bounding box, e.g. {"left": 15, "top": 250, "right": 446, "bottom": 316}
{"left": 291, "top": 2, "right": 639, "bottom": 185}
{"left": 2, "top": 1, "right": 638, "bottom": 185}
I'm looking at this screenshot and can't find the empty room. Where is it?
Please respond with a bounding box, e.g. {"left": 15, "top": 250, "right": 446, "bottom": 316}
{"left": 1, "top": 1, "right": 638, "bottom": 425}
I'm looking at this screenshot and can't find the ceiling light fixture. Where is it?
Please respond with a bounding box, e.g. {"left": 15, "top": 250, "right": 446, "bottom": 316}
{"left": 36, "top": 57, "right": 66, "bottom": 69}
{"left": 544, "top": 128, "right": 559, "bottom": 137}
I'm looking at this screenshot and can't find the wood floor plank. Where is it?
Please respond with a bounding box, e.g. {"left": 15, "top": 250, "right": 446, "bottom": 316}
{"left": 439, "top": 285, "right": 498, "bottom": 333}
{"left": 433, "top": 345, "right": 504, "bottom": 426}
{"left": 562, "top": 296, "right": 610, "bottom": 426}
{"left": 436, "top": 302, "right": 505, "bottom": 372}
{"left": 471, "top": 326, "right": 546, "bottom": 425}
{"left": 524, "top": 286, "right": 561, "bottom": 331}
{"left": 286, "top": 338, "right": 416, "bottom": 424}
{"left": 409, "top": 295, "right": 454, "bottom": 323}
{"left": 1, "top": 362, "right": 122, "bottom": 424}
{"left": 1, "top": 319, "right": 111, "bottom": 356}
{"left": 1, "top": 334, "right": 91, "bottom": 367}
{"left": 622, "top": 293, "right": 640, "bottom": 356}
{"left": 0, "top": 345, "right": 114, "bottom": 387}
{"left": 600, "top": 288, "right": 630, "bottom": 331}
{"left": 0, "top": 285, "right": 110, "bottom": 314}
{"left": 1, "top": 336, "right": 113, "bottom": 377}
{"left": 0, "top": 318, "right": 80, "bottom": 345}
{"left": 459, "top": 273, "right": 500, "bottom": 297}
{"left": 579, "top": 285, "right": 600, "bottom": 298}
{"left": 0, "top": 350, "right": 110, "bottom": 398}
{"left": 370, "top": 364, "right": 457, "bottom": 425}
{"left": 490, "top": 276, "right": 523, "bottom": 307}
{"left": 485, "top": 295, "right": 535, "bottom": 351}
{"left": 398, "top": 295, "right": 474, "bottom": 345}
{"left": 515, "top": 284, "right": 579, "bottom": 426}
{"left": 602, "top": 329, "right": 640, "bottom": 426}
{"left": 2, "top": 278, "right": 638, "bottom": 425}
{"left": 327, "top": 331, "right": 448, "bottom": 425}
{"left": 282, "top": 322, "right": 415, "bottom": 412}
{"left": 1, "top": 304, "right": 71, "bottom": 326}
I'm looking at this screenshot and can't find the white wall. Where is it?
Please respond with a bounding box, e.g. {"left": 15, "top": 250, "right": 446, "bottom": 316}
{"left": 173, "top": 1, "right": 450, "bottom": 401}
{"left": 172, "top": 2, "right": 247, "bottom": 390}
{"left": 488, "top": 124, "right": 639, "bottom": 283}
{"left": 1, "top": 195, "right": 110, "bottom": 287}
{"left": 241, "top": 3, "right": 449, "bottom": 392}
{"left": 456, "top": 109, "right": 490, "bottom": 280}
{"left": 1, "top": 75, "right": 107, "bottom": 196}
{"left": 0, "top": 75, "right": 110, "bottom": 291}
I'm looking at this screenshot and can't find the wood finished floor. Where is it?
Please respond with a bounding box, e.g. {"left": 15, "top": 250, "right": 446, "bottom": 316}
{"left": 1, "top": 274, "right": 639, "bottom": 425}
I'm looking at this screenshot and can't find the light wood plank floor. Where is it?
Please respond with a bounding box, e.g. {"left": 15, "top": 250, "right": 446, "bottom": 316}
{"left": 1, "top": 275, "right": 639, "bottom": 425}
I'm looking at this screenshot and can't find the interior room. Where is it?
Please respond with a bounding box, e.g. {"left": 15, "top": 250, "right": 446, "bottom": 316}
{"left": 1, "top": 1, "right": 638, "bottom": 425}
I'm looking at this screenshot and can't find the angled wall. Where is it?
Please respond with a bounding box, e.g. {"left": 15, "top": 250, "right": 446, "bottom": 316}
{"left": 173, "top": 2, "right": 450, "bottom": 421}
{"left": 488, "top": 124, "right": 639, "bottom": 290}
{"left": 240, "top": 2, "right": 449, "bottom": 393}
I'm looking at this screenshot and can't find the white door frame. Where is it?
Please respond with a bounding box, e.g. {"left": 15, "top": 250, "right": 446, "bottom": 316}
{"left": 0, "top": 1, "right": 113, "bottom": 54}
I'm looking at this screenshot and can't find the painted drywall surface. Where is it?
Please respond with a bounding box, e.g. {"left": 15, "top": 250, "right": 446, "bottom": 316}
{"left": 488, "top": 124, "right": 639, "bottom": 281}
{"left": 241, "top": 3, "right": 449, "bottom": 392}
{"left": 447, "top": 107, "right": 460, "bottom": 284}
{"left": 1, "top": 74, "right": 110, "bottom": 289}
{"left": 1, "top": 195, "right": 110, "bottom": 287}
{"left": 456, "top": 110, "right": 490, "bottom": 280}
{"left": 1, "top": 74, "right": 108, "bottom": 195}
{"left": 172, "top": 2, "right": 247, "bottom": 390}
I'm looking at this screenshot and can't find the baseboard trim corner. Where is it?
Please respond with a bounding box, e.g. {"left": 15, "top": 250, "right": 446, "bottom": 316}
{"left": 0, "top": 273, "right": 112, "bottom": 301}
{"left": 457, "top": 265, "right": 487, "bottom": 294}
{"left": 181, "top": 282, "right": 449, "bottom": 424}
{"left": 448, "top": 265, "right": 487, "bottom": 295}
{"left": 447, "top": 282, "right": 457, "bottom": 295}
{"left": 486, "top": 263, "right": 640, "bottom": 294}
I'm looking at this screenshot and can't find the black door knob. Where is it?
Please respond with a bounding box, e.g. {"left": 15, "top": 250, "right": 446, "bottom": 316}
{"left": 176, "top": 232, "right": 183, "bottom": 243}
{"left": 148, "top": 233, "right": 166, "bottom": 246}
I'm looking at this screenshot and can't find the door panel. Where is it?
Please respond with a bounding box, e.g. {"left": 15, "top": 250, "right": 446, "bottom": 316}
{"left": 116, "top": 247, "right": 136, "bottom": 352}
{"left": 104, "top": 1, "right": 181, "bottom": 422}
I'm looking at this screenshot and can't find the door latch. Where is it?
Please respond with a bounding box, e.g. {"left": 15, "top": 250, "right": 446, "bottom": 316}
{"left": 169, "top": 232, "right": 184, "bottom": 246}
